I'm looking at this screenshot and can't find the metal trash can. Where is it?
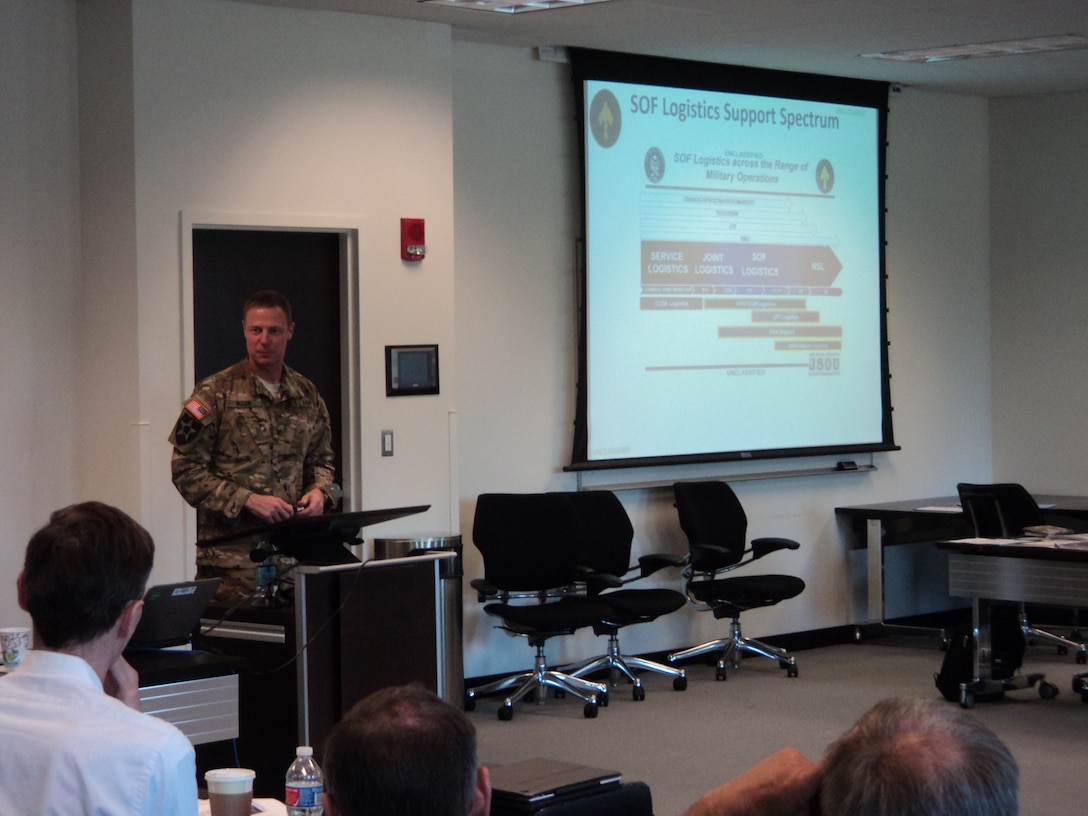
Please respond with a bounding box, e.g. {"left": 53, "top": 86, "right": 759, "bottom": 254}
{"left": 373, "top": 535, "right": 464, "bottom": 706}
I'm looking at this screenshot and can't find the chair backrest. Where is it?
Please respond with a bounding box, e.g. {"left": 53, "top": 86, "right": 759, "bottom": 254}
{"left": 472, "top": 493, "right": 584, "bottom": 591}
{"left": 672, "top": 481, "right": 748, "bottom": 570}
{"left": 564, "top": 490, "right": 634, "bottom": 577}
{"left": 956, "top": 482, "right": 1045, "bottom": 537}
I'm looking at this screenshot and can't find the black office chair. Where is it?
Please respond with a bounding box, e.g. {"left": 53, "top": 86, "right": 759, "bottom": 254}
{"left": 667, "top": 480, "right": 805, "bottom": 679}
{"left": 465, "top": 493, "right": 613, "bottom": 720}
{"left": 956, "top": 482, "right": 1087, "bottom": 663}
{"left": 558, "top": 490, "right": 688, "bottom": 700}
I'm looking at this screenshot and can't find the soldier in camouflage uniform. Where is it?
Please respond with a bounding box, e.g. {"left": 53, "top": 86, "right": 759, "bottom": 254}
{"left": 169, "top": 290, "right": 336, "bottom": 604}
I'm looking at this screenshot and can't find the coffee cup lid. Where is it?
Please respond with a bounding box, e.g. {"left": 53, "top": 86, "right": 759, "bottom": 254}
{"left": 205, "top": 769, "right": 255, "bottom": 781}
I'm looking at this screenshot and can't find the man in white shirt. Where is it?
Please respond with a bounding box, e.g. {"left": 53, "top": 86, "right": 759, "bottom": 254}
{"left": 0, "top": 501, "right": 197, "bottom": 816}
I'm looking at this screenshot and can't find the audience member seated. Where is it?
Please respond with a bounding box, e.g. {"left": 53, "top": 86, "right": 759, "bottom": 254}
{"left": 0, "top": 501, "right": 198, "bottom": 815}
{"left": 323, "top": 684, "right": 490, "bottom": 816}
{"left": 683, "top": 696, "right": 1018, "bottom": 816}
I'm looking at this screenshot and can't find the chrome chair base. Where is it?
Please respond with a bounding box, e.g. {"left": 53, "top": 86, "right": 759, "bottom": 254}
{"left": 465, "top": 644, "right": 608, "bottom": 720}
{"left": 1024, "top": 615, "right": 1088, "bottom": 663}
{"left": 561, "top": 634, "right": 687, "bottom": 699}
{"left": 667, "top": 619, "right": 799, "bottom": 680}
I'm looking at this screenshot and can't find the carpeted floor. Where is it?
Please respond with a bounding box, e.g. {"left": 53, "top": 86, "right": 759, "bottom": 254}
{"left": 470, "top": 638, "right": 1087, "bottom": 816}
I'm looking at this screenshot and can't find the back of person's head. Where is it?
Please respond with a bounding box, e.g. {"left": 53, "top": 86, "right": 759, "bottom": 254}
{"left": 243, "top": 289, "right": 293, "bottom": 323}
{"left": 819, "top": 697, "right": 1019, "bottom": 816}
{"left": 323, "top": 684, "right": 478, "bottom": 816}
{"left": 21, "top": 501, "right": 154, "bottom": 650}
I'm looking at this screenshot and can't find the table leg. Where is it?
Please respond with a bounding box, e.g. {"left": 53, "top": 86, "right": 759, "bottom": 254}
{"left": 854, "top": 517, "right": 947, "bottom": 645}
{"left": 867, "top": 518, "right": 882, "bottom": 624}
{"left": 958, "top": 595, "right": 1052, "bottom": 708}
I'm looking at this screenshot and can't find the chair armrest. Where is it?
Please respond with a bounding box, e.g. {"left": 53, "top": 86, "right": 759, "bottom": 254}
{"left": 578, "top": 568, "right": 624, "bottom": 595}
{"left": 470, "top": 577, "right": 498, "bottom": 602}
{"left": 751, "top": 537, "right": 800, "bottom": 559}
{"left": 690, "top": 543, "right": 733, "bottom": 572}
{"left": 637, "top": 552, "right": 686, "bottom": 578}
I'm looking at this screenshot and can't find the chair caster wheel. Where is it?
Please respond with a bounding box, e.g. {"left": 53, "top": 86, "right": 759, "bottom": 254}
{"left": 463, "top": 694, "right": 476, "bottom": 712}
{"left": 715, "top": 667, "right": 727, "bottom": 681}
{"left": 498, "top": 703, "right": 513, "bottom": 721}
{"left": 1039, "top": 680, "right": 1059, "bottom": 700}
{"left": 673, "top": 675, "right": 687, "bottom": 691}
{"left": 1081, "top": 689, "right": 1088, "bottom": 704}
{"left": 597, "top": 690, "right": 609, "bottom": 707}
{"left": 1076, "top": 650, "right": 1087, "bottom": 665}
{"left": 632, "top": 685, "right": 646, "bottom": 701}
{"left": 786, "top": 664, "right": 799, "bottom": 678}
{"left": 583, "top": 701, "right": 598, "bottom": 718}
{"left": 960, "top": 691, "right": 976, "bottom": 709}
{"left": 1073, "top": 675, "right": 1085, "bottom": 694}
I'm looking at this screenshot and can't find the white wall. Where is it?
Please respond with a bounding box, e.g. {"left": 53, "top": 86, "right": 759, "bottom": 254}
{"left": 0, "top": 0, "right": 82, "bottom": 629}
{"left": 76, "top": 0, "right": 142, "bottom": 544}
{"left": 990, "top": 91, "right": 1088, "bottom": 492}
{"left": 0, "top": 0, "right": 1017, "bottom": 679}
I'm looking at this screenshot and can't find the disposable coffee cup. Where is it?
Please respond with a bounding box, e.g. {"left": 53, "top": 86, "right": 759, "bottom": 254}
{"left": 0, "top": 627, "right": 31, "bottom": 670}
{"left": 205, "top": 768, "right": 255, "bottom": 816}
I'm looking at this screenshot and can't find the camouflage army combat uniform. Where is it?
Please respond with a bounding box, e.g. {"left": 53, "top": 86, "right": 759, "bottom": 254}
{"left": 169, "top": 360, "right": 336, "bottom": 603}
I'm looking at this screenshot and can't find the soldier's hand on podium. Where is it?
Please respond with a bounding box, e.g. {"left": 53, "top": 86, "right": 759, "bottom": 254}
{"left": 295, "top": 489, "right": 327, "bottom": 517}
{"left": 244, "top": 493, "right": 297, "bottom": 523}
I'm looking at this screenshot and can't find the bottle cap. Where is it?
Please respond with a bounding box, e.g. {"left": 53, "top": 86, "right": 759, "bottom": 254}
{"left": 296, "top": 745, "right": 313, "bottom": 757}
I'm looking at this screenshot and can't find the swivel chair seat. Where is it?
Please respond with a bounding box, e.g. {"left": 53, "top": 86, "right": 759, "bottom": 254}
{"left": 465, "top": 492, "right": 612, "bottom": 720}
{"left": 559, "top": 490, "right": 688, "bottom": 700}
{"left": 667, "top": 481, "right": 805, "bottom": 680}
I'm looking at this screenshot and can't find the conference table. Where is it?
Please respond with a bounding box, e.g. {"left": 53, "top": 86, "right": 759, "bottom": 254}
{"left": 835, "top": 495, "right": 1088, "bottom": 641}
{"left": 937, "top": 534, "right": 1088, "bottom": 707}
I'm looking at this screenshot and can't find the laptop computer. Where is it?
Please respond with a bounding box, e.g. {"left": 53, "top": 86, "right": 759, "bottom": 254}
{"left": 125, "top": 578, "right": 221, "bottom": 652}
{"left": 489, "top": 758, "right": 622, "bottom": 813}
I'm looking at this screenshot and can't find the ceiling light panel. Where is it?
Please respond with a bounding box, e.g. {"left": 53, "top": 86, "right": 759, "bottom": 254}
{"left": 419, "top": 0, "right": 613, "bottom": 13}
{"left": 862, "top": 34, "right": 1088, "bottom": 63}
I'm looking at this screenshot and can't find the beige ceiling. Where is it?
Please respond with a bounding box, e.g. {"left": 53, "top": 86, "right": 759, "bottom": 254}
{"left": 234, "top": 0, "right": 1088, "bottom": 97}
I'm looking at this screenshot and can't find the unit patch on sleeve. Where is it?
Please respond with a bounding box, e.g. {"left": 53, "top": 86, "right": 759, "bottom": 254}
{"left": 172, "top": 397, "right": 211, "bottom": 445}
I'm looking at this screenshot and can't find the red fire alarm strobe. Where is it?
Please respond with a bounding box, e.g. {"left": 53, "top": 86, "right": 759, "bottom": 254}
{"left": 401, "top": 218, "right": 426, "bottom": 261}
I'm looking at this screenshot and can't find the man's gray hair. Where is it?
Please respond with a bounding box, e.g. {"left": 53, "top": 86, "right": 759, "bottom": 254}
{"left": 819, "top": 697, "right": 1018, "bottom": 816}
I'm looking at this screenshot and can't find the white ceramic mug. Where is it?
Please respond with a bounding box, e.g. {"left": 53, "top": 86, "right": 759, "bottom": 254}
{"left": 0, "top": 627, "right": 31, "bottom": 669}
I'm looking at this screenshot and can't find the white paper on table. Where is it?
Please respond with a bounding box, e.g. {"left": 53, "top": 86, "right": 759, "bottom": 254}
{"left": 197, "top": 799, "right": 287, "bottom": 815}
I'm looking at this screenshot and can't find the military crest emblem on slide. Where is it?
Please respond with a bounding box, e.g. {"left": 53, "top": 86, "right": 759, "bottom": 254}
{"left": 589, "top": 88, "right": 622, "bottom": 148}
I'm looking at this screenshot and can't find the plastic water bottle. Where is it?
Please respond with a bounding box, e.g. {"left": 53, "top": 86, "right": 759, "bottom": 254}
{"left": 285, "top": 745, "right": 324, "bottom": 816}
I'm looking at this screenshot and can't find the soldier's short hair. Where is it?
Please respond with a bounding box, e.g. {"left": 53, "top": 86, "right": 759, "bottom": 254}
{"left": 243, "top": 290, "right": 293, "bottom": 324}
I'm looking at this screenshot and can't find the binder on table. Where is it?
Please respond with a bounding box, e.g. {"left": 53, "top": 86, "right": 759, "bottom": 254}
{"left": 489, "top": 758, "right": 622, "bottom": 812}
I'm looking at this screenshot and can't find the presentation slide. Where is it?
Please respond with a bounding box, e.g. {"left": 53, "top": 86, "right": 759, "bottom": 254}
{"left": 580, "top": 75, "right": 888, "bottom": 466}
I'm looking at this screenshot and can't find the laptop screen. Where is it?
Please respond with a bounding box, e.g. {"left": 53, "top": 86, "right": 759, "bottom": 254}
{"left": 125, "top": 578, "right": 221, "bottom": 651}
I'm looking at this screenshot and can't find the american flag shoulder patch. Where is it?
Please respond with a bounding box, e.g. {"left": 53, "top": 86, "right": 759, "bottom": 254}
{"left": 185, "top": 397, "right": 210, "bottom": 421}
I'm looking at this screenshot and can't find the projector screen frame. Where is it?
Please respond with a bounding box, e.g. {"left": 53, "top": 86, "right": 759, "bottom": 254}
{"left": 565, "top": 48, "right": 898, "bottom": 473}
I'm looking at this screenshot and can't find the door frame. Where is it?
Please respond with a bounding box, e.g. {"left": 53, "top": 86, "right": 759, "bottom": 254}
{"left": 179, "top": 209, "right": 363, "bottom": 510}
